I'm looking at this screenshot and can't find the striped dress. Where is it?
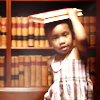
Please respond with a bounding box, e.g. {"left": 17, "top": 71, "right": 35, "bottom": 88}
{"left": 44, "top": 50, "right": 93, "bottom": 100}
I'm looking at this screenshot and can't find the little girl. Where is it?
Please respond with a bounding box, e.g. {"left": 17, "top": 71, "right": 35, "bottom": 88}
{"left": 44, "top": 8, "right": 93, "bottom": 100}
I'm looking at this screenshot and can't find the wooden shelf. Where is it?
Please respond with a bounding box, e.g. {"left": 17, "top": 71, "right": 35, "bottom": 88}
{"left": 11, "top": 0, "right": 96, "bottom": 1}
{"left": 11, "top": 46, "right": 96, "bottom": 49}
{"left": 11, "top": 47, "right": 53, "bottom": 49}
{"left": 0, "top": 87, "right": 49, "bottom": 92}
{"left": 0, "top": 47, "right": 6, "bottom": 49}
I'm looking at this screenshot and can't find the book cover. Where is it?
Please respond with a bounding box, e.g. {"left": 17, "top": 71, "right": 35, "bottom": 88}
{"left": 34, "top": 22, "right": 40, "bottom": 47}
{"left": 42, "top": 56, "right": 48, "bottom": 86}
{"left": 47, "top": 56, "right": 53, "bottom": 86}
{"left": 90, "top": 16, "right": 96, "bottom": 48}
{"left": 0, "top": 56, "right": 5, "bottom": 87}
{"left": 78, "top": 16, "right": 84, "bottom": 26}
{"left": 14, "top": 56, "right": 19, "bottom": 87}
{"left": 1, "top": 17, "right": 7, "bottom": 47}
{"left": 36, "top": 55, "right": 42, "bottom": 86}
{"left": 11, "top": 56, "right": 15, "bottom": 87}
{"left": 83, "top": 16, "right": 90, "bottom": 46}
{"left": 22, "top": 17, "right": 29, "bottom": 47}
{"left": 90, "top": 57, "right": 96, "bottom": 86}
{"left": 11, "top": 17, "right": 17, "bottom": 47}
{"left": 24, "top": 56, "right": 31, "bottom": 87}
{"left": 28, "top": 17, "right": 34, "bottom": 47}
{"left": 45, "top": 38, "right": 50, "bottom": 47}
{"left": 0, "top": 16, "right": 1, "bottom": 46}
{"left": 30, "top": 55, "right": 36, "bottom": 86}
{"left": 19, "top": 55, "right": 24, "bottom": 87}
{"left": 16, "top": 17, "right": 22, "bottom": 47}
{"left": 30, "top": 8, "right": 82, "bottom": 23}
{"left": 39, "top": 23, "right": 45, "bottom": 47}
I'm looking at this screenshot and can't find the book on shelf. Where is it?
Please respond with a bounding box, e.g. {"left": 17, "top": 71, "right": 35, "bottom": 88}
{"left": 1, "top": 17, "right": 7, "bottom": 47}
{"left": 30, "top": 55, "right": 36, "bottom": 86}
{"left": 28, "top": 17, "right": 34, "bottom": 47}
{"left": 11, "top": 17, "right": 17, "bottom": 47}
{"left": 42, "top": 56, "right": 48, "bottom": 86}
{"left": 34, "top": 22, "right": 40, "bottom": 47}
{"left": 19, "top": 55, "right": 24, "bottom": 87}
{"left": 47, "top": 56, "right": 53, "bottom": 86}
{"left": 22, "top": 17, "right": 29, "bottom": 47}
{"left": 83, "top": 16, "right": 90, "bottom": 46}
{"left": 14, "top": 56, "right": 19, "bottom": 87}
{"left": 11, "top": 56, "right": 15, "bottom": 87}
{"left": 0, "top": 56, "right": 5, "bottom": 87}
{"left": 16, "top": 17, "right": 22, "bottom": 47}
{"left": 0, "top": 16, "right": 1, "bottom": 46}
{"left": 90, "top": 16, "right": 96, "bottom": 48}
{"left": 24, "top": 56, "right": 31, "bottom": 87}
{"left": 78, "top": 16, "right": 84, "bottom": 26}
{"left": 36, "top": 55, "right": 42, "bottom": 86}
{"left": 90, "top": 57, "right": 96, "bottom": 86}
{"left": 45, "top": 38, "right": 50, "bottom": 47}
{"left": 39, "top": 23, "right": 45, "bottom": 47}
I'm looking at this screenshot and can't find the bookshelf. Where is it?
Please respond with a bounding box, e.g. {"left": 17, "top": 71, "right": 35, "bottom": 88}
{"left": 0, "top": 0, "right": 99, "bottom": 100}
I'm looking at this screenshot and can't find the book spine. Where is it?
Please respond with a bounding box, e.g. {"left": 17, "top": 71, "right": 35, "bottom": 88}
{"left": 47, "top": 56, "right": 53, "bottom": 86}
{"left": 83, "top": 16, "right": 90, "bottom": 47}
{"left": 16, "top": 17, "right": 22, "bottom": 47}
{"left": 90, "top": 57, "right": 96, "bottom": 86}
{"left": 90, "top": 16, "right": 96, "bottom": 48}
{"left": 78, "top": 16, "right": 84, "bottom": 26}
{"left": 11, "top": 56, "right": 15, "bottom": 87}
{"left": 28, "top": 17, "right": 34, "bottom": 47}
{"left": 36, "top": 55, "right": 42, "bottom": 86}
{"left": 14, "top": 56, "right": 19, "bottom": 87}
{"left": 11, "top": 17, "right": 17, "bottom": 47}
{"left": 0, "top": 56, "right": 1, "bottom": 87}
{"left": 0, "top": 56, "right": 5, "bottom": 87}
{"left": 34, "top": 22, "right": 40, "bottom": 47}
{"left": 22, "top": 17, "right": 29, "bottom": 47}
{"left": 39, "top": 23, "right": 45, "bottom": 47}
{"left": 1, "top": 17, "right": 7, "bottom": 47}
{"left": 19, "top": 55, "right": 24, "bottom": 87}
{"left": 30, "top": 55, "right": 36, "bottom": 86}
{"left": 0, "top": 16, "right": 2, "bottom": 46}
{"left": 42, "top": 56, "right": 48, "bottom": 86}
{"left": 24, "top": 56, "right": 31, "bottom": 87}
{"left": 45, "top": 38, "right": 50, "bottom": 47}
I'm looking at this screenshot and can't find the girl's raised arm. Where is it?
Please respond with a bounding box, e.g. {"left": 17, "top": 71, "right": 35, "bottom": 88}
{"left": 67, "top": 8, "right": 88, "bottom": 59}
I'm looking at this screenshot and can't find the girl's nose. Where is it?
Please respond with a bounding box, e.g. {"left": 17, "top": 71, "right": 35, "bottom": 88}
{"left": 59, "top": 37, "right": 65, "bottom": 45}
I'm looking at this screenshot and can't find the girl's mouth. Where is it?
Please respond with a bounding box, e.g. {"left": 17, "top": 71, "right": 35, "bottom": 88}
{"left": 60, "top": 46, "right": 68, "bottom": 51}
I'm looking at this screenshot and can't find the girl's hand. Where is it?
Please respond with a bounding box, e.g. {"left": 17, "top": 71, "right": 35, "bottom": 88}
{"left": 67, "top": 8, "right": 78, "bottom": 20}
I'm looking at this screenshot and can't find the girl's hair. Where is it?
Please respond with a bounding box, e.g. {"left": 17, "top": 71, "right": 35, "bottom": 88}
{"left": 44, "top": 19, "right": 74, "bottom": 37}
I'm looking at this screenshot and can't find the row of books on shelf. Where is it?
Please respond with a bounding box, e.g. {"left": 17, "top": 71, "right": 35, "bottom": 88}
{"left": 87, "top": 57, "right": 96, "bottom": 86}
{"left": 0, "top": 55, "right": 96, "bottom": 87}
{"left": 0, "top": 16, "right": 96, "bottom": 48}
{"left": 11, "top": 55, "right": 52, "bottom": 87}
{"left": 0, "top": 16, "right": 6, "bottom": 47}
{"left": 0, "top": 56, "right": 5, "bottom": 87}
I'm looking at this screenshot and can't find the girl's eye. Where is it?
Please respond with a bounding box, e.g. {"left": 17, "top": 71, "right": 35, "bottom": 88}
{"left": 63, "top": 32, "right": 68, "bottom": 37}
{"left": 53, "top": 36, "right": 58, "bottom": 39}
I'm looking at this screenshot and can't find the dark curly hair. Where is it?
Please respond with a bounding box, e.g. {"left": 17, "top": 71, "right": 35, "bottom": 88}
{"left": 44, "top": 19, "right": 74, "bottom": 38}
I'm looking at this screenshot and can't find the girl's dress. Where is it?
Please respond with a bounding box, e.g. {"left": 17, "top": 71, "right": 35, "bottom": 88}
{"left": 44, "top": 48, "right": 93, "bottom": 100}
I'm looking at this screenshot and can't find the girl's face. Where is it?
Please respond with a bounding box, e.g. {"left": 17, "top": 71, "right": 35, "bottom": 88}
{"left": 48, "top": 23, "right": 73, "bottom": 55}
